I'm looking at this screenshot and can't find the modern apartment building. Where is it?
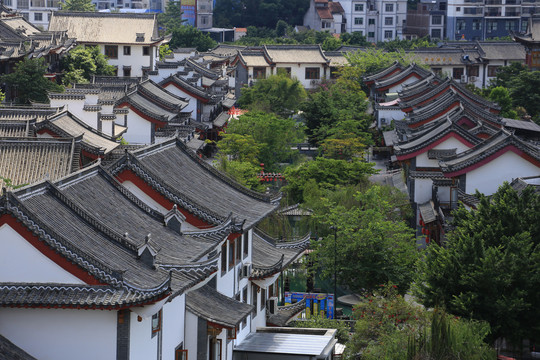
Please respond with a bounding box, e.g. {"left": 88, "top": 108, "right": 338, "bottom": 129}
{"left": 446, "top": 0, "right": 533, "bottom": 40}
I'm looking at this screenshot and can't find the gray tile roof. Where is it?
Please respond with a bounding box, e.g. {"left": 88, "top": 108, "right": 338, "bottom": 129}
{"left": 109, "top": 138, "right": 279, "bottom": 229}
{"left": 186, "top": 284, "right": 253, "bottom": 328}
{"left": 251, "top": 230, "right": 309, "bottom": 279}
{"left": 439, "top": 130, "right": 540, "bottom": 175}
{"left": 0, "top": 136, "right": 81, "bottom": 191}
{"left": 0, "top": 334, "right": 37, "bottom": 360}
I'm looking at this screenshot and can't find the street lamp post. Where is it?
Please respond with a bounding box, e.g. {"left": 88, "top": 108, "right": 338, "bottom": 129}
{"left": 330, "top": 226, "right": 337, "bottom": 319}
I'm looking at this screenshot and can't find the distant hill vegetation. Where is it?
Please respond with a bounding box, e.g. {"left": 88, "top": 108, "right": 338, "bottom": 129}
{"left": 213, "top": 0, "right": 310, "bottom": 28}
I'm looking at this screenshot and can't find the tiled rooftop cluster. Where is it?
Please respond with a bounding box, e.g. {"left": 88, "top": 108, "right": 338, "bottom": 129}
{"left": 366, "top": 62, "right": 540, "bottom": 245}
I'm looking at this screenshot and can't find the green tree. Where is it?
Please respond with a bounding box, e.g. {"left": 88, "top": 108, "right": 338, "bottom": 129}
{"left": 346, "top": 284, "right": 495, "bottom": 360}
{"left": 292, "top": 314, "right": 350, "bottom": 343}
{"left": 283, "top": 157, "right": 377, "bottom": 204}
{"left": 169, "top": 26, "right": 217, "bottom": 52}
{"left": 488, "top": 86, "right": 517, "bottom": 119}
{"left": 61, "top": 45, "right": 116, "bottom": 85}
{"left": 491, "top": 62, "right": 527, "bottom": 88}
{"left": 223, "top": 111, "right": 304, "bottom": 171}
{"left": 311, "top": 185, "right": 418, "bottom": 294}
{"left": 158, "top": 0, "right": 187, "bottom": 33}
{"left": 322, "top": 37, "right": 342, "bottom": 51}
{"left": 415, "top": 182, "right": 540, "bottom": 343}
{"left": 2, "top": 58, "right": 64, "bottom": 104}
{"left": 507, "top": 70, "right": 540, "bottom": 120}
{"left": 159, "top": 44, "right": 173, "bottom": 61}
{"left": 275, "top": 20, "right": 288, "bottom": 37}
{"left": 60, "top": 0, "right": 95, "bottom": 11}
{"left": 300, "top": 81, "right": 370, "bottom": 145}
{"left": 217, "top": 133, "right": 261, "bottom": 164}
{"left": 238, "top": 72, "right": 307, "bottom": 114}
{"left": 340, "top": 31, "right": 369, "bottom": 46}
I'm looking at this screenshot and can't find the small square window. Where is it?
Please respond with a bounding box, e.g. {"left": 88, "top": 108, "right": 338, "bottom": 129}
{"left": 34, "top": 12, "right": 42, "bottom": 21}
{"left": 385, "top": 3, "right": 393, "bottom": 11}
{"left": 385, "top": 16, "right": 393, "bottom": 25}
{"left": 368, "top": 18, "right": 375, "bottom": 25}
{"left": 354, "top": 3, "right": 363, "bottom": 11}
{"left": 143, "top": 46, "right": 150, "bottom": 56}
{"left": 368, "top": 31, "right": 375, "bottom": 37}
{"left": 354, "top": 17, "right": 363, "bottom": 25}
{"left": 305, "top": 67, "right": 320, "bottom": 80}
{"left": 124, "top": 46, "right": 131, "bottom": 55}
{"left": 384, "top": 30, "right": 393, "bottom": 38}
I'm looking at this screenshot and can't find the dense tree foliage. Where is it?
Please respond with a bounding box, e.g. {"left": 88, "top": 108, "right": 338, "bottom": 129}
{"left": 238, "top": 72, "right": 307, "bottom": 114}
{"left": 61, "top": 45, "right": 116, "bottom": 85}
{"left": 346, "top": 284, "right": 495, "bottom": 360}
{"left": 3, "top": 58, "right": 64, "bottom": 104}
{"left": 169, "top": 26, "right": 217, "bottom": 52}
{"left": 300, "top": 81, "right": 372, "bottom": 150}
{"left": 488, "top": 86, "right": 517, "bottom": 119}
{"left": 283, "top": 158, "right": 377, "bottom": 204}
{"left": 213, "top": 0, "right": 309, "bottom": 29}
{"left": 60, "top": 0, "right": 95, "bottom": 11}
{"left": 158, "top": 0, "right": 187, "bottom": 32}
{"left": 308, "top": 185, "right": 417, "bottom": 293}
{"left": 415, "top": 183, "right": 540, "bottom": 343}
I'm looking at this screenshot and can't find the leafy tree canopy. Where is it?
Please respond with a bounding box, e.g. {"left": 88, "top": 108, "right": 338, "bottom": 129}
{"left": 309, "top": 185, "right": 417, "bottom": 293}
{"left": 283, "top": 157, "right": 377, "bottom": 204}
{"left": 60, "top": 0, "right": 95, "bottom": 11}
{"left": 158, "top": 0, "right": 187, "bottom": 33}
{"left": 415, "top": 182, "right": 540, "bottom": 343}
{"left": 2, "top": 58, "right": 64, "bottom": 104}
{"left": 489, "top": 86, "right": 517, "bottom": 119}
{"left": 61, "top": 45, "right": 116, "bottom": 85}
{"left": 300, "top": 81, "right": 370, "bottom": 146}
{"left": 237, "top": 72, "right": 307, "bottom": 114}
{"left": 346, "top": 284, "right": 495, "bottom": 360}
{"left": 223, "top": 111, "right": 304, "bottom": 171}
{"left": 169, "top": 26, "right": 217, "bottom": 52}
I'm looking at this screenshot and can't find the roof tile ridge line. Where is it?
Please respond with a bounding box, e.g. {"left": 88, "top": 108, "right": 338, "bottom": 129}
{"left": 175, "top": 138, "right": 279, "bottom": 204}
{"left": 276, "top": 232, "right": 312, "bottom": 249}
{"left": 117, "top": 94, "right": 169, "bottom": 122}
{"left": 0, "top": 283, "right": 117, "bottom": 293}
{"left": 137, "top": 82, "right": 183, "bottom": 112}
{"left": 186, "top": 58, "right": 220, "bottom": 79}
{"left": 407, "top": 92, "right": 457, "bottom": 122}
{"left": 99, "top": 166, "right": 166, "bottom": 223}
{"left": 440, "top": 129, "right": 508, "bottom": 162}
{"left": 252, "top": 254, "right": 284, "bottom": 279}
{"left": 401, "top": 78, "right": 451, "bottom": 107}
{"left": 157, "top": 251, "right": 220, "bottom": 271}
{"left": 36, "top": 118, "right": 105, "bottom": 155}
{"left": 183, "top": 214, "right": 236, "bottom": 238}
{"left": 45, "top": 179, "right": 140, "bottom": 254}
{"left": 112, "top": 154, "right": 224, "bottom": 225}
{"left": 166, "top": 74, "right": 210, "bottom": 99}
{"left": 2, "top": 191, "right": 125, "bottom": 287}
{"left": 141, "top": 79, "right": 188, "bottom": 106}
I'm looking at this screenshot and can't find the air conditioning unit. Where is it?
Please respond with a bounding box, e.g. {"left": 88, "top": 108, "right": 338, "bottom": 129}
{"left": 469, "top": 76, "right": 477, "bottom": 83}
{"left": 460, "top": 75, "right": 467, "bottom": 83}
{"left": 267, "top": 297, "right": 278, "bottom": 315}
{"left": 241, "top": 263, "right": 252, "bottom": 278}
{"left": 381, "top": 118, "right": 387, "bottom": 125}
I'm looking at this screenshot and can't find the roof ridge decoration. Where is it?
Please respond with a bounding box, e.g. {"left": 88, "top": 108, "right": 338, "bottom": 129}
{"left": 109, "top": 149, "right": 226, "bottom": 225}
{"left": 173, "top": 137, "right": 282, "bottom": 205}
{"left": 364, "top": 61, "right": 403, "bottom": 83}
{"left": 184, "top": 213, "right": 242, "bottom": 238}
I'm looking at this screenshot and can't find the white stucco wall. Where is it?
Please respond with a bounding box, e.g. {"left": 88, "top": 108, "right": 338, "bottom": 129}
{"left": 99, "top": 44, "right": 156, "bottom": 77}
{"left": 116, "top": 110, "right": 153, "bottom": 144}
{"left": 162, "top": 295, "right": 186, "bottom": 359}
{"left": 50, "top": 98, "right": 98, "bottom": 130}
{"left": 0, "top": 224, "right": 85, "bottom": 284}
{"left": 377, "top": 108, "right": 404, "bottom": 128}
{"left": 161, "top": 84, "right": 198, "bottom": 118}
{"left": 413, "top": 177, "right": 433, "bottom": 204}
{"left": 0, "top": 308, "right": 116, "bottom": 360}
{"left": 184, "top": 310, "right": 199, "bottom": 357}
{"left": 465, "top": 151, "right": 540, "bottom": 195}
{"left": 130, "top": 310, "right": 159, "bottom": 360}
{"left": 415, "top": 136, "right": 471, "bottom": 168}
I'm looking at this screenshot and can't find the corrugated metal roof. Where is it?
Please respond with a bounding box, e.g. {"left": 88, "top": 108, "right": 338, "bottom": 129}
{"left": 234, "top": 332, "right": 334, "bottom": 356}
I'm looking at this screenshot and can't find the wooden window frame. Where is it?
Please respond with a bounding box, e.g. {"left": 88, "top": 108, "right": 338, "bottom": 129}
{"left": 124, "top": 46, "right": 131, "bottom": 56}
{"left": 175, "top": 349, "right": 188, "bottom": 360}
{"left": 227, "top": 327, "right": 237, "bottom": 340}
{"left": 143, "top": 46, "right": 150, "bottom": 56}
{"left": 305, "top": 67, "right": 320, "bottom": 80}
{"left": 151, "top": 310, "right": 162, "bottom": 336}
{"left": 228, "top": 239, "right": 235, "bottom": 270}
{"left": 243, "top": 233, "right": 249, "bottom": 258}
{"left": 105, "top": 45, "right": 118, "bottom": 59}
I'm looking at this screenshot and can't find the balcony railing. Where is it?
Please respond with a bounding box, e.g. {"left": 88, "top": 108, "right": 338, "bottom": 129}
{"left": 485, "top": 9, "right": 502, "bottom": 15}
{"left": 505, "top": 10, "right": 521, "bottom": 15}
{"left": 485, "top": 0, "right": 502, "bottom": 4}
